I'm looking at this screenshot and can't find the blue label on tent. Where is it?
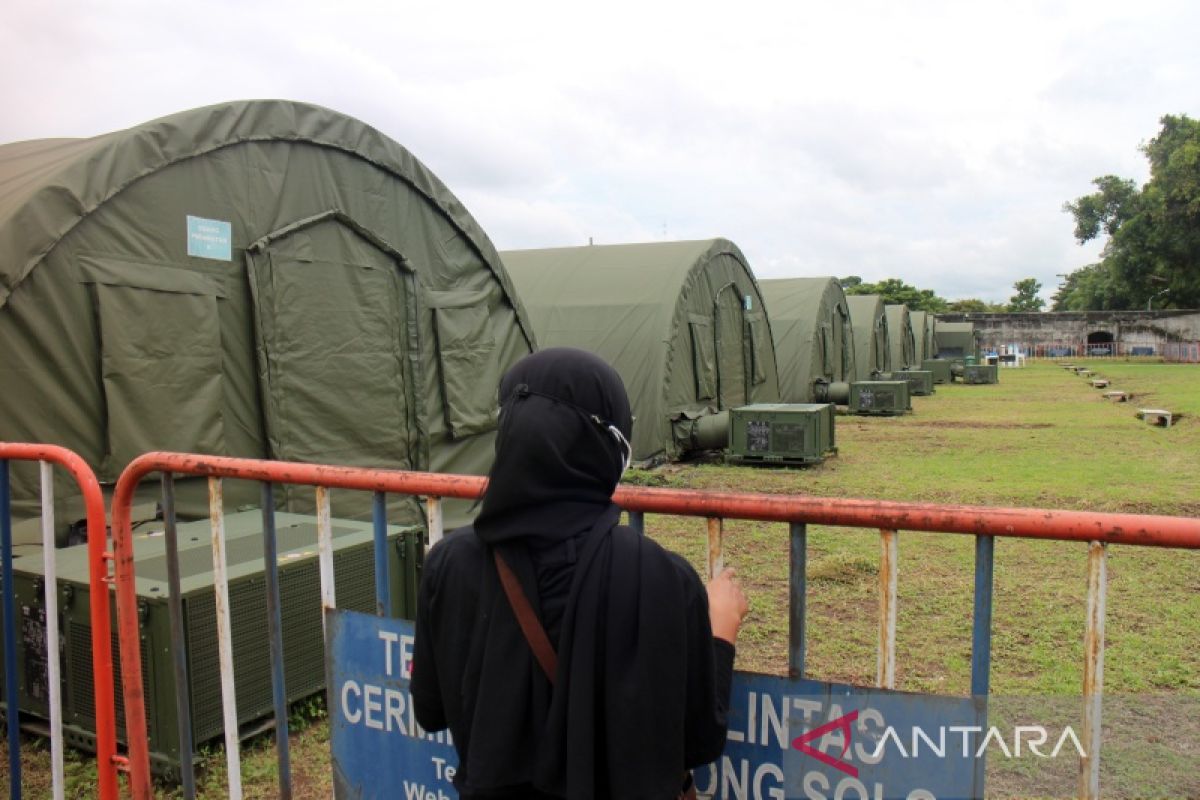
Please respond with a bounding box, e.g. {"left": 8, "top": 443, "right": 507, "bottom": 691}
{"left": 186, "top": 215, "right": 232, "bottom": 261}
{"left": 745, "top": 294, "right": 753, "bottom": 310}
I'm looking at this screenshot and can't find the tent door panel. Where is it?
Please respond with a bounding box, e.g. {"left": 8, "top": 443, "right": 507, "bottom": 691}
{"left": 428, "top": 293, "right": 500, "bottom": 439}
{"left": 714, "top": 285, "right": 748, "bottom": 409}
{"left": 248, "top": 221, "right": 414, "bottom": 475}
{"left": 746, "top": 312, "right": 768, "bottom": 386}
{"left": 688, "top": 316, "right": 717, "bottom": 401}
{"left": 83, "top": 259, "right": 226, "bottom": 478}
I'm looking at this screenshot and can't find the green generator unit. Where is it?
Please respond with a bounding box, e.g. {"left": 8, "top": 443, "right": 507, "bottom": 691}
{"left": 921, "top": 359, "right": 953, "bottom": 385}
{"left": 962, "top": 364, "right": 1000, "bottom": 385}
{"left": 884, "top": 370, "right": 934, "bottom": 397}
{"left": 726, "top": 404, "right": 837, "bottom": 466}
{"left": 849, "top": 381, "right": 911, "bottom": 416}
{"left": 3, "top": 511, "right": 422, "bottom": 778}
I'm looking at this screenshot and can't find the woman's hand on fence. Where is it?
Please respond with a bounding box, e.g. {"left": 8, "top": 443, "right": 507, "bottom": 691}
{"left": 707, "top": 567, "right": 750, "bottom": 645}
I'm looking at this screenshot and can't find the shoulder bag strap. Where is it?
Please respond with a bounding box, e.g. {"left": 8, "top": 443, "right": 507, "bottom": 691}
{"left": 493, "top": 550, "right": 558, "bottom": 684}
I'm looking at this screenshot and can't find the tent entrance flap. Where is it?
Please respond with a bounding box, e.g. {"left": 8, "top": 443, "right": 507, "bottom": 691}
{"left": 81, "top": 257, "right": 227, "bottom": 478}
{"left": 714, "top": 284, "right": 748, "bottom": 409}
{"left": 247, "top": 218, "right": 417, "bottom": 488}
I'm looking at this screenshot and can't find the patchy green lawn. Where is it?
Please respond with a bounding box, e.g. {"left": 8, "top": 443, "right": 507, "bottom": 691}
{"left": 8, "top": 359, "right": 1198, "bottom": 797}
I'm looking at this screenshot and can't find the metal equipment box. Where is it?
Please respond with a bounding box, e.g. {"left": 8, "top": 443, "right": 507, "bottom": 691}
{"left": 962, "top": 364, "right": 999, "bottom": 385}
{"left": 849, "top": 381, "right": 911, "bottom": 416}
{"left": 884, "top": 370, "right": 934, "bottom": 397}
{"left": 726, "top": 404, "right": 837, "bottom": 466}
{"left": 3, "top": 511, "right": 422, "bottom": 778}
{"left": 921, "top": 359, "right": 953, "bottom": 384}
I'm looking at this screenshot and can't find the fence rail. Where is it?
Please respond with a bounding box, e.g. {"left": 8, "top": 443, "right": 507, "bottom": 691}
{"left": 0, "top": 443, "right": 120, "bottom": 800}
{"left": 105, "top": 451, "right": 1200, "bottom": 800}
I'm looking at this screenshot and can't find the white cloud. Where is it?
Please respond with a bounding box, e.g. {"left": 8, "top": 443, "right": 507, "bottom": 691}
{"left": 2, "top": 0, "right": 1197, "bottom": 303}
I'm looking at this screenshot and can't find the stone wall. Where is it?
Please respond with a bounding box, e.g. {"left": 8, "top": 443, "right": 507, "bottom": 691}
{"left": 934, "top": 310, "right": 1200, "bottom": 353}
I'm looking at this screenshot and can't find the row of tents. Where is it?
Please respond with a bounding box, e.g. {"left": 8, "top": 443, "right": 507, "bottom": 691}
{"left": 0, "top": 100, "right": 977, "bottom": 539}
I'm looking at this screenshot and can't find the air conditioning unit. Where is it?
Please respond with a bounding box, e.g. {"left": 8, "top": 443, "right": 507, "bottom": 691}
{"left": 726, "top": 404, "right": 837, "bottom": 466}
{"left": 962, "top": 364, "right": 999, "bottom": 385}
{"left": 3, "top": 511, "right": 422, "bottom": 778}
{"left": 849, "top": 381, "right": 911, "bottom": 416}
{"left": 921, "top": 359, "right": 953, "bottom": 385}
{"left": 883, "top": 370, "right": 934, "bottom": 397}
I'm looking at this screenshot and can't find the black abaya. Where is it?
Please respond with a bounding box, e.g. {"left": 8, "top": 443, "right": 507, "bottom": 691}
{"left": 412, "top": 348, "right": 734, "bottom": 799}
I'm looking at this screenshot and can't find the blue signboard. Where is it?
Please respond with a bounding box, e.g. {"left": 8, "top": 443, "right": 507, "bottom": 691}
{"left": 328, "top": 609, "right": 983, "bottom": 799}
{"left": 186, "top": 215, "right": 232, "bottom": 261}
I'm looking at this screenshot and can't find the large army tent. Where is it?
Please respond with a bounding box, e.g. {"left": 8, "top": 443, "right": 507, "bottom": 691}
{"left": 501, "top": 239, "right": 781, "bottom": 464}
{"left": 911, "top": 310, "right": 934, "bottom": 363}
{"left": 759, "top": 277, "right": 855, "bottom": 402}
{"left": 846, "top": 295, "right": 890, "bottom": 379}
{"left": 885, "top": 305, "right": 918, "bottom": 370}
{"left": 0, "top": 100, "right": 535, "bottom": 540}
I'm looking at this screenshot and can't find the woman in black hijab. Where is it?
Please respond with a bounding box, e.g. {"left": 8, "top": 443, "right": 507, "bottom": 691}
{"left": 412, "top": 347, "right": 747, "bottom": 799}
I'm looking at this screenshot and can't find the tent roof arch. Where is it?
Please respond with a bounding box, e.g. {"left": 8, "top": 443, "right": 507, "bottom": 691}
{"left": 501, "top": 238, "right": 781, "bottom": 463}
{"left": 0, "top": 99, "right": 534, "bottom": 345}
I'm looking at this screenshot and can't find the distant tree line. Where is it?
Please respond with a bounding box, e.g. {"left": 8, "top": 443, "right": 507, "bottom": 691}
{"left": 837, "top": 276, "right": 1044, "bottom": 314}
{"left": 1056, "top": 114, "right": 1200, "bottom": 311}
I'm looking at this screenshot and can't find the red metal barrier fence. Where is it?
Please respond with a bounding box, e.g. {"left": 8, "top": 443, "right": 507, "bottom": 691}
{"left": 0, "top": 443, "right": 121, "bottom": 800}
{"left": 108, "top": 452, "right": 1200, "bottom": 800}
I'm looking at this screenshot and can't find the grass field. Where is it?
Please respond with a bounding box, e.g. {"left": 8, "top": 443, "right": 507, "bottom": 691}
{"left": 7, "top": 359, "right": 1199, "bottom": 797}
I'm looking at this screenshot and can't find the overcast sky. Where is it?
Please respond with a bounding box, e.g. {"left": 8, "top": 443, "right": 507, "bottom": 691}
{"left": 4, "top": 0, "right": 1198, "bottom": 302}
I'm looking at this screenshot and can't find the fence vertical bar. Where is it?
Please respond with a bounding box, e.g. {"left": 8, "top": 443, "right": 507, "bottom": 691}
{"left": 260, "top": 483, "right": 292, "bottom": 800}
{"left": 162, "top": 474, "right": 196, "bottom": 799}
{"left": 316, "top": 486, "right": 336, "bottom": 642}
{"left": 970, "top": 534, "right": 995, "bottom": 800}
{"left": 1, "top": 460, "right": 20, "bottom": 800}
{"left": 628, "top": 511, "right": 645, "bottom": 536}
{"left": 209, "top": 477, "right": 243, "bottom": 800}
{"left": 788, "top": 522, "right": 807, "bottom": 679}
{"left": 373, "top": 491, "right": 390, "bottom": 616}
{"left": 39, "top": 462, "right": 64, "bottom": 800}
{"left": 970, "top": 535, "right": 995, "bottom": 696}
{"left": 426, "top": 496, "right": 444, "bottom": 547}
{"left": 877, "top": 528, "right": 898, "bottom": 689}
{"left": 706, "top": 517, "right": 724, "bottom": 579}
{"left": 1079, "top": 541, "right": 1107, "bottom": 800}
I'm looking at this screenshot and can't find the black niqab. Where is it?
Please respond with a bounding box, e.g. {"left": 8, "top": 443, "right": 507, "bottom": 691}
{"left": 413, "top": 348, "right": 729, "bottom": 800}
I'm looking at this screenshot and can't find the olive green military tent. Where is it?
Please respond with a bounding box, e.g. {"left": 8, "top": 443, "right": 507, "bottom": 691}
{"left": 759, "top": 277, "right": 855, "bottom": 403}
{"left": 501, "top": 239, "right": 781, "bottom": 464}
{"left": 911, "top": 310, "right": 934, "bottom": 363}
{"left": 935, "top": 321, "right": 980, "bottom": 361}
{"left": 846, "top": 294, "right": 890, "bottom": 380}
{"left": 885, "top": 305, "right": 917, "bottom": 371}
{"left": 0, "top": 100, "right": 535, "bottom": 541}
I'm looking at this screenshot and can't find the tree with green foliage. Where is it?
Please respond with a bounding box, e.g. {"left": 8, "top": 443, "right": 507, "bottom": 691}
{"left": 1059, "top": 114, "right": 1200, "bottom": 310}
{"left": 945, "top": 298, "right": 1006, "bottom": 313}
{"left": 843, "top": 277, "right": 949, "bottom": 312}
{"left": 1008, "top": 278, "right": 1045, "bottom": 312}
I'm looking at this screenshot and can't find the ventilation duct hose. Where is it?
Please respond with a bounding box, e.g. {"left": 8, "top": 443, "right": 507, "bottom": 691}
{"left": 814, "top": 380, "right": 851, "bottom": 405}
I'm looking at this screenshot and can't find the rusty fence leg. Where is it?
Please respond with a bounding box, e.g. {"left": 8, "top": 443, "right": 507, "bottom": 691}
{"left": 877, "top": 528, "right": 898, "bottom": 689}
{"left": 162, "top": 474, "right": 196, "bottom": 799}
{"left": 706, "top": 517, "right": 724, "bottom": 579}
{"left": 426, "top": 496, "right": 444, "bottom": 546}
{"left": 789, "top": 522, "right": 807, "bottom": 679}
{"left": 316, "top": 486, "right": 336, "bottom": 643}
{"left": 209, "top": 477, "right": 243, "bottom": 800}
{"left": 1079, "top": 541, "right": 1107, "bottom": 800}
{"left": 373, "top": 491, "right": 390, "bottom": 616}
{"left": 39, "top": 462, "right": 64, "bottom": 800}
